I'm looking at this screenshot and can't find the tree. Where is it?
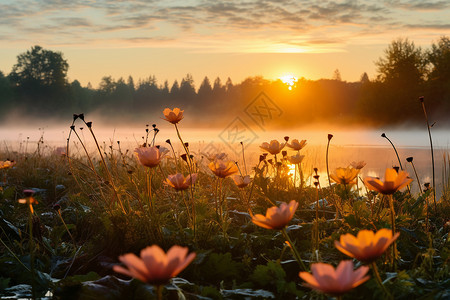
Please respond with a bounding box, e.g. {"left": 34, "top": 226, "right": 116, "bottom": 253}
{"left": 376, "top": 38, "right": 427, "bottom": 85}
{"left": 428, "top": 36, "right": 450, "bottom": 83}
{"left": 426, "top": 36, "right": 450, "bottom": 111}
{"left": 9, "top": 45, "right": 68, "bottom": 88}
{"left": 0, "top": 71, "right": 14, "bottom": 113}
{"left": 332, "top": 69, "right": 342, "bottom": 81}
{"left": 360, "top": 72, "right": 369, "bottom": 83}
{"left": 198, "top": 76, "right": 212, "bottom": 95}
{"left": 375, "top": 38, "right": 428, "bottom": 119}
{"left": 8, "top": 45, "right": 70, "bottom": 114}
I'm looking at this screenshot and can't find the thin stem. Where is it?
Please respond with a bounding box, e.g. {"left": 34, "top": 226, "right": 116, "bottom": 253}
{"left": 156, "top": 284, "right": 163, "bottom": 300}
{"left": 420, "top": 98, "right": 437, "bottom": 212}
{"left": 87, "top": 124, "right": 126, "bottom": 214}
{"left": 388, "top": 194, "right": 398, "bottom": 267}
{"left": 57, "top": 210, "right": 76, "bottom": 245}
{"left": 281, "top": 228, "right": 307, "bottom": 271}
{"left": 28, "top": 204, "right": 36, "bottom": 299}
{"left": 381, "top": 133, "right": 403, "bottom": 170}
{"left": 371, "top": 262, "right": 393, "bottom": 300}
{"left": 408, "top": 161, "right": 423, "bottom": 194}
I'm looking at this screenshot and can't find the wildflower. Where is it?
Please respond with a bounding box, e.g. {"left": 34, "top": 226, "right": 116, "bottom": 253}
{"left": 287, "top": 139, "right": 307, "bottom": 151}
{"left": 18, "top": 189, "right": 38, "bottom": 214}
{"left": 260, "top": 140, "right": 285, "bottom": 155}
{"left": 232, "top": 175, "right": 251, "bottom": 188}
{"left": 165, "top": 173, "right": 197, "bottom": 191}
{"left": 0, "top": 160, "right": 16, "bottom": 170}
{"left": 134, "top": 146, "right": 166, "bottom": 168}
{"left": 287, "top": 153, "right": 304, "bottom": 164}
{"left": 163, "top": 108, "right": 184, "bottom": 124}
{"left": 252, "top": 200, "right": 298, "bottom": 230}
{"left": 330, "top": 167, "right": 359, "bottom": 185}
{"left": 334, "top": 229, "right": 400, "bottom": 263}
{"left": 350, "top": 161, "right": 366, "bottom": 170}
{"left": 208, "top": 160, "right": 238, "bottom": 178}
{"left": 364, "top": 168, "right": 412, "bottom": 195}
{"left": 299, "top": 260, "right": 370, "bottom": 296}
{"left": 113, "top": 245, "right": 196, "bottom": 285}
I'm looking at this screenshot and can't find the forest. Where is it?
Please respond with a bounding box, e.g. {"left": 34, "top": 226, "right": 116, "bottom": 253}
{"left": 0, "top": 37, "right": 449, "bottom": 127}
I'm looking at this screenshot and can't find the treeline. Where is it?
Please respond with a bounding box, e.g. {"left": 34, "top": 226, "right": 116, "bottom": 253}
{"left": 0, "top": 37, "right": 449, "bottom": 127}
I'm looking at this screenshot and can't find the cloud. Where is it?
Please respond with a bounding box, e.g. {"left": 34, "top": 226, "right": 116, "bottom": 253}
{"left": 384, "top": 0, "right": 450, "bottom": 11}
{"left": 0, "top": 0, "right": 449, "bottom": 51}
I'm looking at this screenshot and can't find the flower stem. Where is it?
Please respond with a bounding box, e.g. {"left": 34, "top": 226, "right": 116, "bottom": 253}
{"left": 155, "top": 285, "right": 163, "bottom": 300}
{"left": 28, "top": 205, "right": 36, "bottom": 299}
{"left": 281, "top": 228, "right": 307, "bottom": 271}
{"left": 388, "top": 194, "right": 398, "bottom": 266}
{"left": 420, "top": 97, "right": 437, "bottom": 213}
{"left": 371, "top": 262, "right": 393, "bottom": 300}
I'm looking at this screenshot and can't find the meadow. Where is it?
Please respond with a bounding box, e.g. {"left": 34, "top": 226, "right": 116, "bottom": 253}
{"left": 0, "top": 108, "right": 449, "bottom": 300}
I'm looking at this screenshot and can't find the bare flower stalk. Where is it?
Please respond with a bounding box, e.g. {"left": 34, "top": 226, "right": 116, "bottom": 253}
{"left": 419, "top": 97, "right": 437, "bottom": 212}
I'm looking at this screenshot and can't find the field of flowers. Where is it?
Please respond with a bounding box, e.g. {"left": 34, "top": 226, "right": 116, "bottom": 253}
{"left": 0, "top": 108, "right": 449, "bottom": 299}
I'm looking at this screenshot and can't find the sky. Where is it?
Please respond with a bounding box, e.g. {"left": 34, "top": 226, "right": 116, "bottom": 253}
{"left": 0, "top": 0, "right": 449, "bottom": 88}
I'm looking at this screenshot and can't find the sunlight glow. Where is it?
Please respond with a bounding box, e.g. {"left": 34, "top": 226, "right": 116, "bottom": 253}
{"left": 288, "top": 164, "right": 296, "bottom": 177}
{"left": 279, "top": 74, "right": 297, "bottom": 90}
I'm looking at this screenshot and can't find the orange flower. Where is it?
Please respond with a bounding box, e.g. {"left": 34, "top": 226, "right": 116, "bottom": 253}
{"left": 334, "top": 229, "right": 400, "bottom": 263}
{"left": 364, "top": 168, "right": 412, "bottom": 195}
{"left": 18, "top": 189, "right": 38, "bottom": 214}
{"left": 165, "top": 173, "right": 198, "bottom": 191}
{"left": 252, "top": 200, "right": 298, "bottom": 230}
{"left": 350, "top": 161, "right": 366, "bottom": 170}
{"left": 208, "top": 160, "right": 238, "bottom": 178}
{"left": 287, "top": 153, "right": 304, "bottom": 164}
{"left": 114, "top": 245, "right": 196, "bottom": 285}
{"left": 0, "top": 160, "right": 16, "bottom": 170}
{"left": 134, "top": 146, "right": 166, "bottom": 168}
{"left": 287, "top": 139, "right": 307, "bottom": 151}
{"left": 232, "top": 175, "right": 251, "bottom": 188}
{"left": 299, "top": 260, "right": 370, "bottom": 296}
{"left": 260, "top": 140, "right": 285, "bottom": 155}
{"left": 330, "top": 167, "right": 359, "bottom": 185}
{"left": 163, "top": 108, "right": 184, "bottom": 124}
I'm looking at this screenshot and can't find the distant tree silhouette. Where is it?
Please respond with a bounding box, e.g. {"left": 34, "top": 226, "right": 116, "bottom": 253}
{"left": 332, "top": 69, "right": 342, "bottom": 81}
{"left": 360, "top": 72, "right": 369, "bottom": 83}
{"left": 198, "top": 76, "right": 213, "bottom": 95}
{"left": 9, "top": 45, "right": 68, "bottom": 87}
{"left": 376, "top": 38, "right": 427, "bottom": 85}
{"left": 375, "top": 38, "right": 427, "bottom": 119}
{"left": 127, "top": 76, "right": 135, "bottom": 92}
{"left": 8, "top": 45, "right": 70, "bottom": 114}
{"left": 0, "top": 71, "right": 14, "bottom": 113}
{"left": 427, "top": 36, "right": 450, "bottom": 111}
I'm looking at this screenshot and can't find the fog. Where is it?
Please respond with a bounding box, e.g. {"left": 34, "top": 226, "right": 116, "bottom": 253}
{"left": 1, "top": 116, "right": 448, "bottom": 196}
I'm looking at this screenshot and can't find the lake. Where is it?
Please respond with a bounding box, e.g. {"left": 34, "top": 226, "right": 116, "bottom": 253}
{"left": 1, "top": 123, "right": 449, "bottom": 197}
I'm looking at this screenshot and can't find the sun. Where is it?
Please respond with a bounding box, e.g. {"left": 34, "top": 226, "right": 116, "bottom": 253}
{"left": 279, "top": 74, "right": 298, "bottom": 90}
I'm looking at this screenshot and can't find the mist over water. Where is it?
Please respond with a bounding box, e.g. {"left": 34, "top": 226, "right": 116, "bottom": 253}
{"left": 1, "top": 119, "right": 448, "bottom": 197}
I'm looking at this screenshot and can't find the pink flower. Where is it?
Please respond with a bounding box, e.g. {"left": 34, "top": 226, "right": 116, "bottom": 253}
{"left": 260, "top": 140, "right": 285, "bottom": 155}
{"left": 252, "top": 200, "right": 298, "bottom": 230}
{"left": 287, "top": 139, "right": 307, "bottom": 151}
{"left": 299, "top": 260, "right": 370, "bottom": 296}
{"left": 208, "top": 160, "right": 238, "bottom": 178}
{"left": 114, "top": 245, "right": 196, "bottom": 285}
{"left": 165, "top": 173, "right": 198, "bottom": 191}
{"left": 134, "top": 146, "right": 166, "bottom": 168}
{"left": 232, "top": 175, "right": 251, "bottom": 188}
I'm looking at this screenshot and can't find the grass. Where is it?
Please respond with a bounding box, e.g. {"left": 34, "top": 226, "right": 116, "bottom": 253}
{"left": 0, "top": 118, "right": 449, "bottom": 300}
